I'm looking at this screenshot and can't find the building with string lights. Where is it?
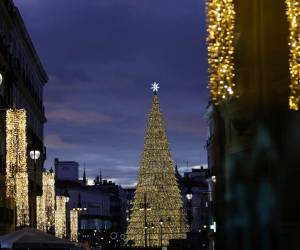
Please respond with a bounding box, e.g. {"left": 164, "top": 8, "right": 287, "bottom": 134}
{"left": 178, "top": 167, "right": 210, "bottom": 250}
{"left": 205, "top": 1, "right": 300, "bottom": 250}
{"left": 54, "top": 159, "right": 127, "bottom": 247}
{"left": 0, "top": 0, "right": 48, "bottom": 234}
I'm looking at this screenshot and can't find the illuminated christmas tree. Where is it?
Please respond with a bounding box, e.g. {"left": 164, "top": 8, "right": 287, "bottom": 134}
{"left": 127, "top": 83, "right": 188, "bottom": 247}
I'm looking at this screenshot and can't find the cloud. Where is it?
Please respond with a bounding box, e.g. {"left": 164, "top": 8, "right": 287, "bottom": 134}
{"left": 46, "top": 108, "right": 112, "bottom": 124}
{"left": 45, "top": 134, "right": 78, "bottom": 149}
{"left": 14, "top": 0, "right": 209, "bottom": 186}
{"left": 167, "top": 118, "right": 206, "bottom": 136}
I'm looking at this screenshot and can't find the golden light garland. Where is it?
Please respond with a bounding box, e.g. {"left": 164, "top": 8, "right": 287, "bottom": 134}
{"left": 44, "top": 172, "right": 56, "bottom": 230}
{"left": 55, "top": 196, "right": 67, "bottom": 238}
{"left": 207, "top": 0, "right": 236, "bottom": 104}
{"left": 16, "top": 172, "right": 30, "bottom": 226}
{"left": 37, "top": 196, "right": 45, "bottom": 230}
{"left": 70, "top": 209, "right": 79, "bottom": 242}
{"left": 6, "top": 109, "right": 27, "bottom": 197}
{"left": 6, "top": 109, "right": 29, "bottom": 226}
{"left": 286, "top": 0, "right": 300, "bottom": 110}
{"left": 36, "top": 171, "right": 55, "bottom": 232}
{"left": 127, "top": 95, "right": 188, "bottom": 247}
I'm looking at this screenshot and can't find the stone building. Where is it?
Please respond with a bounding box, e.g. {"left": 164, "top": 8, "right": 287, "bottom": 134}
{"left": 178, "top": 167, "right": 209, "bottom": 249}
{"left": 0, "top": 0, "right": 48, "bottom": 233}
{"left": 55, "top": 161, "right": 127, "bottom": 247}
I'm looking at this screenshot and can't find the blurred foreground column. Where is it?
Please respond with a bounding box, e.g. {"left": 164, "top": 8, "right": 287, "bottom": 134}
{"left": 206, "top": 1, "right": 300, "bottom": 250}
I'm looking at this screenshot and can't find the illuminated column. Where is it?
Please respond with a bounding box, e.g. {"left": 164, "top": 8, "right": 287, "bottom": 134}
{"left": 36, "top": 171, "right": 56, "bottom": 232}
{"left": 70, "top": 209, "right": 79, "bottom": 242}
{"left": 55, "top": 196, "right": 67, "bottom": 238}
{"left": 36, "top": 196, "right": 45, "bottom": 231}
{"left": 15, "top": 172, "right": 30, "bottom": 226}
{"left": 207, "top": 0, "right": 236, "bottom": 104}
{"left": 43, "top": 171, "right": 55, "bottom": 231}
{"left": 285, "top": 0, "right": 300, "bottom": 110}
{"left": 6, "top": 109, "right": 29, "bottom": 227}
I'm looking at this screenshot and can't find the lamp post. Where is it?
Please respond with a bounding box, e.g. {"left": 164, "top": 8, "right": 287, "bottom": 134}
{"left": 29, "top": 149, "right": 40, "bottom": 227}
{"left": 148, "top": 223, "right": 154, "bottom": 247}
{"left": 139, "top": 193, "right": 151, "bottom": 248}
{"left": 159, "top": 218, "right": 163, "bottom": 248}
{"left": 62, "top": 189, "right": 70, "bottom": 237}
{"left": 29, "top": 150, "right": 41, "bottom": 185}
{"left": 186, "top": 187, "right": 193, "bottom": 235}
{"left": 72, "top": 192, "right": 87, "bottom": 242}
{"left": 63, "top": 189, "right": 70, "bottom": 203}
{"left": 75, "top": 192, "right": 87, "bottom": 212}
{"left": 0, "top": 72, "right": 3, "bottom": 86}
{"left": 29, "top": 150, "right": 40, "bottom": 175}
{"left": 29, "top": 150, "right": 40, "bottom": 161}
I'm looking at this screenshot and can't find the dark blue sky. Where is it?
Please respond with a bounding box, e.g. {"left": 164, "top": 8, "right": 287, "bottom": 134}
{"left": 15, "top": 0, "right": 208, "bottom": 186}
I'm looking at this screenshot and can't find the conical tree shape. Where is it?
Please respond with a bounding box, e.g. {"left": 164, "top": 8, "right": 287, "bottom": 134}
{"left": 127, "top": 94, "right": 188, "bottom": 247}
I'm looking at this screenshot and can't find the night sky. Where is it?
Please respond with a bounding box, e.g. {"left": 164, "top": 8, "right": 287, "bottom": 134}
{"left": 14, "top": 0, "right": 208, "bottom": 186}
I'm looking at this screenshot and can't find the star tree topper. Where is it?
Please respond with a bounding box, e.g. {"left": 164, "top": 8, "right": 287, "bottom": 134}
{"left": 151, "top": 82, "right": 160, "bottom": 94}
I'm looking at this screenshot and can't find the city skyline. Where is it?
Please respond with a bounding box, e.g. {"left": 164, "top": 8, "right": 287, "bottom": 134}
{"left": 14, "top": 0, "right": 208, "bottom": 186}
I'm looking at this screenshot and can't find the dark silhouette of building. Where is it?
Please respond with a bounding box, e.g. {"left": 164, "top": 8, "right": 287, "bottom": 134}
{"left": 206, "top": 1, "right": 300, "bottom": 250}
{"left": 54, "top": 160, "right": 127, "bottom": 247}
{"left": 177, "top": 167, "right": 209, "bottom": 250}
{"left": 0, "top": 0, "right": 48, "bottom": 233}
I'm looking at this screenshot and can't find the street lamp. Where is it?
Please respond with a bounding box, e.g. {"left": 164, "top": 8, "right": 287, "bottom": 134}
{"left": 186, "top": 187, "right": 193, "bottom": 202}
{"left": 30, "top": 150, "right": 40, "bottom": 161}
{"left": 159, "top": 218, "right": 163, "bottom": 248}
{"left": 75, "top": 192, "right": 87, "bottom": 212}
{"left": 148, "top": 223, "right": 154, "bottom": 246}
{"left": 71, "top": 192, "right": 87, "bottom": 242}
{"left": 0, "top": 72, "right": 3, "bottom": 86}
{"left": 139, "top": 193, "right": 151, "bottom": 248}
{"left": 185, "top": 187, "right": 193, "bottom": 232}
{"left": 29, "top": 149, "right": 41, "bottom": 179}
{"left": 29, "top": 149, "right": 40, "bottom": 227}
{"left": 29, "top": 149, "right": 41, "bottom": 177}
{"left": 63, "top": 189, "right": 70, "bottom": 203}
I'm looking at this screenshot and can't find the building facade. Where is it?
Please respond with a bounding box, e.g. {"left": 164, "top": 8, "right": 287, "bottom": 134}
{"left": 54, "top": 158, "right": 79, "bottom": 182}
{"left": 55, "top": 160, "right": 127, "bottom": 247}
{"left": 178, "top": 167, "right": 210, "bottom": 250}
{"left": 0, "top": 0, "right": 48, "bottom": 233}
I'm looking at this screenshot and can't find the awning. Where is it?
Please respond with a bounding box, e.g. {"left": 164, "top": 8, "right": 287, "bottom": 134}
{"left": 0, "top": 227, "right": 75, "bottom": 249}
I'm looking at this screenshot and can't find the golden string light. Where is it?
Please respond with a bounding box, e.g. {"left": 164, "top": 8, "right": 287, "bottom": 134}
{"left": 37, "top": 196, "right": 45, "bottom": 231}
{"left": 70, "top": 209, "right": 79, "bottom": 242}
{"left": 127, "top": 95, "right": 188, "bottom": 247}
{"left": 16, "top": 172, "right": 30, "bottom": 226}
{"left": 36, "top": 171, "right": 56, "bottom": 232}
{"left": 55, "top": 196, "right": 67, "bottom": 238}
{"left": 6, "top": 109, "right": 29, "bottom": 226}
{"left": 44, "top": 171, "right": 56, "bottom": 230}
{"left": 286, "top": 0, "right": 300, "bottom": 110}
{"left": 207, "top": 0, "right": 236, "bottom": 104}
